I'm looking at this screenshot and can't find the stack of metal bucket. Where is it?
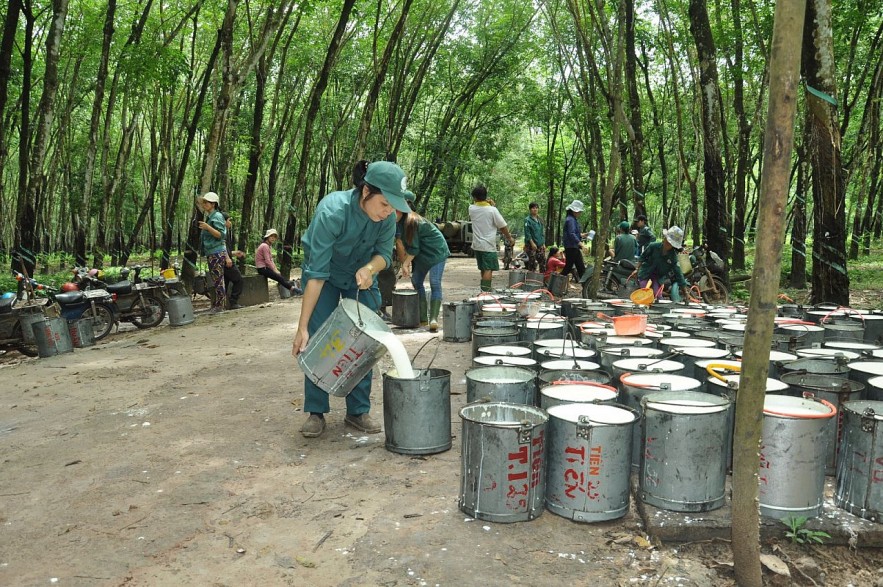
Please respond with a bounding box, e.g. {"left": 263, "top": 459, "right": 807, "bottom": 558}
{"left": 448, "top": 288, "right": 883, "bottom": 525}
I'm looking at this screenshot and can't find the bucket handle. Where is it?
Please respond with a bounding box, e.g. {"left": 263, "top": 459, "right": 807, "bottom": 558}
{"left": 765, "top": 397, "right": 837, "bottom": 419}
{"left": 411, "top": 335, "right": 441, "bottom": 372}
{"left": 706, "top": 363, "right": 741, "bottom": 388}
{"left": 820, "top": 305, "right": 865, "bottom": 324}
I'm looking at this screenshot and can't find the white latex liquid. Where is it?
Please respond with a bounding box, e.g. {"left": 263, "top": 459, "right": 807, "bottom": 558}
{"left": 371, "top": 330, "right": 416, "bottom": 379}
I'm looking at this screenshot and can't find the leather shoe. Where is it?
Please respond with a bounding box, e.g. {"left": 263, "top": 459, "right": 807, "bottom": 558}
{"left": 344, "top": 413, "right": 381, "bottom": 434}
{"left": 300, "top": 414, "right": 326, "bottom": 438}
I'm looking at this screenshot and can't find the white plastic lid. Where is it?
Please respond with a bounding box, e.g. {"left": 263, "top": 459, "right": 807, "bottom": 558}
{"left": 474, "top": 356, "right": 537, "bottom": 368}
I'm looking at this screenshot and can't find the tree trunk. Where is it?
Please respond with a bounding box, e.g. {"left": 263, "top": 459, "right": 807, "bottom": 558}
{"left": 624, "top": 0, "right": 646, "bottom": 217}
{"left": 790, "top": 147, "right": 808, "bottom": 288}
{"left": 732, "top": 3, "right": 805, "bottom": 586}
{"left": 0, "top": 0, "right": 22, "bottom": 215}
{"left": 729, "top": 0, "right": 750, "bottom": 270}
{"left": 803, "top": 0, "right": 849, "bottom": 305}
{"left": 689, "top": 0, "right": 730, "bottom": 275}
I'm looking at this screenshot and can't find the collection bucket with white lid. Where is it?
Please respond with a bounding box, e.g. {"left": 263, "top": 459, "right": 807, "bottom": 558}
{"left": 459, "top": 401, "right": 548, "bottom": 522}
{"left": 443, "top": 301, "right": 476, "bottom": 342}
{"left": 795, "top": 347, "right": 860, "bottom": 361}
{"left": 639, "top": 390, "right": 731, "bottom": 512}
{"left": 539, "top": 382, "right": 619, "bottom": 409}
{"left": 466, "top": 365, "right": 537, "bottom": 405}
{"left": 519, "top": 319, "right": 566, "bottom": 343}
{"left": 298, "top": 297, "right": 401, "bottom": 397}
{"left": 778, "top": 357, "right": 851, "bottom": 378}
{"left": 776, "top": 323, "right": 825, "bottom": 347}
{"left": 835, "top": 400, "right": 883, "bottom": 522}
{"left": 545, "top": 402, "right": 639, "bottom": 522}
{"left": 759, "top": 394, "right": 837, "bottom": 519}
{"left": 619, "top": 373, "right": 702, "bottom": 467}
{"left": 674, "top": 347, "right": 730, "bottom": 379}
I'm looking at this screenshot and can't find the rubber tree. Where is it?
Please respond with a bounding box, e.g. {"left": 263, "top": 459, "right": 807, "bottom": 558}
{"left": 731, "top": 1, "right": 805, "bottom": 585}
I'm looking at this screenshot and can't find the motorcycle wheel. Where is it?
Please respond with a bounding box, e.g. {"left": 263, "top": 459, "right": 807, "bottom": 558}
{"left": 701, "top": 277, "right": 729, "bottom": 305}
{"left": 131, "top": 295, "right": 166, "bottom": 328}
{"left": 83, "top": 303, "right": 115, "bottom": 340}
{"left": 12, "top": 322, "right": 39, "bottom": 357}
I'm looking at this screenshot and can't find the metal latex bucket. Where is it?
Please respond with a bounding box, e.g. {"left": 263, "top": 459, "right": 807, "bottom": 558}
{"left": 477, "top": 343, "right": 532, "bottom": 358}
{"left": 519, "top": 320, "right": 565, "bottom": 343}
{"left": 759, "top": 395, "right": 837, "bottom": 519}
{"left": 277, "top": 283, "right": 292, "bottom": 299}
{"left": 866, "top": 376, "right": 883, "bottom": 401}
{"left": 391, "top": 290, "right": 420, "bottom": 328}
{"left": 548, "top": 273, "right": 568, "bottom": 298}
{"left": 545, "top": 402, "right": 639, "bottom": 522}
{"left": 33, "top": 316, "right": 74, "bottom": 357}
{"left": 612, "top": 358, "right": 686, "bottom": 384}
{"left": 733, "top": 350, "right": 797, "bottom": 378}
{"left": 521, "top": 272, "right": 546, "bottom": 292}
{"left": 693, "top": 359, "right": 742, "bottom": 391}
{"left": 777, "top": 324, "right": 825, "bottom": 347}
{"left": 619, "top": 373, "right": 702, "bottom": 467}
{"left": 855, "top": 314, "right": 883, "bottom": 345}
{"left": 458, "top": 402, "right": 548, "bottom": 522}
{"left": 778, "top": 357, "right": 850, "bottom": 378}
{"left": 835, "top": 400, "right": 883, "bottom": 522}
{"left": 780, "top": 372, "right": 864, "bottom": 474}
{"left": 597, "top": 346, "right": 664, "bottom": 371}
{"left": 594, "top": 334, "right": 656, "bottom": 351}
{"left": 822, "top": 323, "right": 865, "bottom": 343}
{"left": 473, "top": 355, "right": 538, "bottom": 370}
{"left": 67, "top": 318, "right": 95, "bottom": 348}
{"left": 533, "top": 345, "right": 597, "bottom": 363}
{"left": 538, "top": 369, "right": 611, "bottom": 388}
{"left": 508, "top": 270, "right": 527, "bottom": 288}
{"left": 824, "top": 341, "right": 881, "bottom": 354}
{"left": 539, "top": 382, "right": 618, "bottom": 409}
{"left": 675, "top": 347, "right": 730, "bottom": 379}
{"left": 846, "top": 361, "right": 883, "bottom": 390}
{"left": 298, "top": 298, "right": 396, "bottom": 397}
{"left": 443, "top": 301, "right": 476, "bottom": 342}
{"left": 166, "top": 295, "right": 195, "bottom": 327}
{"left": 471, "top": 326, "right": 519, "bottom": 357}
{"left": 466, "top": 365, "right": 536, "bottom": 405}
{"left": 796, "top": 347, "right": 860, "bottom": 361}
{"left": 18, "top": 306, "right": 45, "bottom": 345}
{"left": 639, "top": 391, "right": 731, "bottom": 512}
{"left": 657, "top": 338, "right": 716, "bottom": 353}
{"left": 538, "top": 360, "right": 603, "bottom": 373}
{"left": 383, "top": 368, "right": 451, "bottom": 455}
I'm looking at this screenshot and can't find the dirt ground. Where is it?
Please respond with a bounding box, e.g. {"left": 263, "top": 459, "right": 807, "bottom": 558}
{"left": 2, "top": 257, "right": 882, "bottom": 587}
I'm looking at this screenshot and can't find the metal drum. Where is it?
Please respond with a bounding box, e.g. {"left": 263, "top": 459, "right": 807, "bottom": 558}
{"left": 759, "top": 395, "right": 837, "bottom": 519}
{"left": 298, "top": 298, "right": 396, "bottom": 397}
{"left": 391, "top": 290, "right": 420, "bottom": 328}
{"left": 466, "top": 365, "right": 536, "bottom": 405}
{"left": 780, "top": 372, "right": 864, "bottom": 474}
{"left": 597, "top": 346, "right": 664, "bottom": 371}
{"left": 539, "top": 382, "right": 618, "bottom": 410}
{"left": 547, "top": 273, "right": 568, "bottom": 298}
{"left": 778, "top": 357, "right": 850, "bottom": 378}
{"left": 846, "top": 361, "right": 883, "bottom": 390}
{"left": 776, "top": 324, "right": 825, "bottom": 347}
{"left": 835, "top": 400, "right": 883, "bottom": 522}
{"left": 619, "top": 373, "right": 702, "bottom": 467}
{"left": 67, "top": 318, "right": 95, "bottom": 348}
{"left": 443, "top": 301, "right": 476, "bottom": 342}
{"left": 519, "top": 320, "right": 566, "bottom": 343}
{"left": 545, "top": 403, "right": 639, "bottom": 521}
{"left": 508, "top": 270, "right": 527, "bottom": 288}
{"left": 639, "top": 391, "right": 731, "bottom": 512}
{"left": 166, "top": 295, "right": 194, "bottom": 327}
{"left": 383, "top": 369, "right": 452, "bottom": 455}
{"left": 471, "top": 326, "right": 519, "bottom": 357}
{"left": 855, "top": 314, "right": 883, "bottom": 345}
{"left": 459, "top": 402, "right": 548, "bottom": 523}
{"left": 821, "top": 319, "right": 864, "bottom": 343}
{"left": 32, "top": 316, "right": 74, "bottom": 358}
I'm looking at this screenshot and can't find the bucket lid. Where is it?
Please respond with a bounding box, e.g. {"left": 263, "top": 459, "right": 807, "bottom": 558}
{"left": 657, "top": 330, "right": 690, "bottom": 338}
{"left": 795, "top": 348, "right": 860, "bottom": 360}
{"left": 846, "top": 361, "right": 883, "bottom": 376}
{"left": 707, "top": 374, "right": 789, "bottom": 393}
{"left": 613, "top": 358, "right": 685, "bottom": 373}
{"left": 478, "top": 344, "right": 532, "bottom": 357}
{"left": 643, "top": 390, "right": 730, "bottom": 414}
{"left": 694, "top": 358, "right": 742, "bottom": 372}
{"left": 540, "top": 359, "right": 601, "bottom": 371}
{"left": 721, "top": 323, "right": 747, "bottom": 333}
{"left": 510, "top": 292, "right": 542, "bottom": 300}
{"left": 842, "top": 399, "right": 883, "bottom": 420}
{"left": 763, "top": 394, "right": 836, "bottom": 419}
{"left": 657, "top": 338, "right": 717, "bottom": 348}
{"left": 670, "top": 308, "right": 707, "bottom": 317}
{"left": 547, "top": 402, "right": 637, "bottom": 425}
{"left": 540, "top": 383, "right": 617, "bottom": 402}
{"left": 619, "top": 372, "right": 701, "bottom": 391}
{"left": 474, "top": 356, "right": 537, "bottom": 368}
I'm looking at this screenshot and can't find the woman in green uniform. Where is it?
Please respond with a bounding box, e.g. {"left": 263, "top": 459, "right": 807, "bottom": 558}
{"left": 396, "top": 192, "right": 450, "bottom": 332}
{"left": 292, "top": 161, "right": 411, "bottom": 438}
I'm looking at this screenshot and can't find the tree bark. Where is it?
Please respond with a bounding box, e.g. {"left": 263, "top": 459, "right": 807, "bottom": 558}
{"left": 732, "top": 3, "right": 805, "bottom": 586}
{"left": 624, "top": 0, "right": 646, "bottom": 217}
{"left": 803, "top": 0, "right": 849, "bottom": 305}
{"left": 790, "top": 147, "right": 808, "bottom": 288}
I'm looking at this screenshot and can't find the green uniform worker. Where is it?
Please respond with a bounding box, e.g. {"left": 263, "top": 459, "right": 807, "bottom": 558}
{"left": 397, "top": 192, "right": 450, "bottom": 332}
{"left": 631, "top": 226, "right": 689, "bottom": 301}
{"left": 293, "top": 161, "right": 411, "bottom": 439}
{"left": 612, "top": 220, "right": 637, "bottom": 262}
{"left": 523, "top": 202, "right": 545, "bottom": 271}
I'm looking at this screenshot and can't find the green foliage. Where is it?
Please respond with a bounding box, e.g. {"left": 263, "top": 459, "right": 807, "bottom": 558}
{"left": 782, "top": 516, "right": 831, "bottom": 546}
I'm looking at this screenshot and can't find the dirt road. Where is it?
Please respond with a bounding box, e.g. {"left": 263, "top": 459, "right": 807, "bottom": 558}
{"left": 1, "top": 257, "right": 880, "bottom": 586}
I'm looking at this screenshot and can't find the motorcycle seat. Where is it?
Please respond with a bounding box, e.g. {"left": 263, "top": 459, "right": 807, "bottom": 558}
{"left": 107, "top": 281, "right": 132, "bottom": 295}
{"left": 617, "top": 259, "right": 637, "bottom": 271}
{"left": 0, "top": 296, "right": 13, "bottom": 314}
{"left": 55, "top": 291, "right": 85, "bottom": 304}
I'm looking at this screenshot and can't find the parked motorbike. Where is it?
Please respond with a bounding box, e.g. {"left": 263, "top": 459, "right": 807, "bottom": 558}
{"left": 72, "top": 266, "right": 167, "bottom": 329}
{"left": 580, "top": 258, "right": 638, "bottom": 299}
{"left": 684, "top": 247, "right": 729, "bottom": 304}
{"left": 0, "top": 283, "right": 51, "bottom": 357}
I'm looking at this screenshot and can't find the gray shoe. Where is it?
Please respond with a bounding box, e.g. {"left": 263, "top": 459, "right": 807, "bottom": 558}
{"left": 300, "top": 414, "right": 326, "bottom": 438}
{"left": 344, "top": 413, "right": 381, "bottom": 434}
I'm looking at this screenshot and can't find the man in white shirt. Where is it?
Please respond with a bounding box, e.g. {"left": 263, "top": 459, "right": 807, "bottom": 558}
{"left": 468, "top": 184, "right": 515, "bottom": 292}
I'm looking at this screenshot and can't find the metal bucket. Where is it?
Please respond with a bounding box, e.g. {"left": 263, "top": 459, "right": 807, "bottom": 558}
{"left": 519, "top": 320, "right": 565, "bottom": 343}
{"left": 675, "top": 348, "right": 730, "bottom": 379}
{"left": 597, "top": 346, "right": 664, "bottom": 371}
{"left": 537, "top": 367, "right": 610, "bottom": 386}
{"left": 298, "top": 298, "right": 396, "bottom": 397}
{"left": 508, "top": 270, "right": 527, "bottom": 288}
{"left": 867, "top": 376, "right": 883, "bottom": 401}
{"left": 443, "top": 301, "right": 476, "bottom": 342}
{"left": 166, "top": 295, "right": 195, "bottom": 327}
{"left": 693, "top": 359, "right": 742, "bottom": 391}
{"left": 612, "top": 358, "right": 686, "bottom": 384}
{"left": 473, "top": 355, "right": 538, "bottom": 370}
{"left": 776, "top": 324, "right": 825, "bottom": 347}
{"left": 824, "top": 341, "right": 881, "bottom": 354}
{"left": 846, "top": 361, "right": 883, "bottom": 390}
{"left": 18, "top": 306, "right": 45, "bottom": 345}
{"left": 855, "top": 314, "right": 883, "bottom": 345}
{"left": 780, "top": 372, "right": 864, "bottom": 474}
{"left": 277, "top": 283, "right": 292, "bottom": 299}
{"left": 835, "top": 400, "right": 883, "bottom": 522}
{"left": 796, "top": 347, "right": 859, "bottom": 361}
{"left": 477, "top": 343, "right": 532, "bottom": 358}
{"left": 639, "top": 391, "right": 731, "bottom": 512}
{"left": 545, "top": 403, "right": 639, "bottom": 521}
{"left": 594, "top": 334, "right": 656, "bottom": 351}
{"left": 733, "top": 350, "right": 797, "bottom": 378}
{"left": 67, "top": 318, "right": 95, "bottom": 348}
{"left": 822, "top": 322, "right": 864, "bottom": 343}
{"left": 33, "top": 316, "right": 74, "bottom": 358}
{"left": 521, "top": 271, "right": 546, "bottom": 292}
{"left": 383, "top": 368, "right": 451, "bottom": 455}
{"left": 778, "top": 357, "right": 850, "bottom": 378}
{"left": 466, "top": 365, "right": 536, "bottom": 405}
{"left": 619, "top": 373, "right": 702, "bottom": 467}
{"left": 539, "top": 382, "right": 618, "bottom": 410}
{"left": 548, "top": 273, "right": 568, "bottom": 298}
{"left": 759, "top": 395, "right": 837, "bottom": 519}
{"left": 459, "top": 402, "right": 548, "bottom": 522}
{"left": 533, "top": 345, "right": 596, "bottom": 363}
{"left": 391, "top": 290, "right": 420, "bottom": 328}
{"left": 538, "top": 359, "right": 602, "bottom": 373}
{"left": 471, "top": 326, "right": 519, "bottom": 357}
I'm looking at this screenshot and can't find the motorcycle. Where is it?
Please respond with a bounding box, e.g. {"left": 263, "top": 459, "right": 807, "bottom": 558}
{"left": 0, "top": 279, "right": 53, "bottom": 357}
{"left": 580, "top": 258, "right": 638, "bottom": 299}
{"left": 684, "top": 246, "right": 729, "bottom": 304}
{"left": 71, "top": 266, "right": 168, "bottom": 329}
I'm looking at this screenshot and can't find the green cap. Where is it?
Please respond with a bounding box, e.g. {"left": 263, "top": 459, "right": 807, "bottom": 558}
{"left": 619, "top": 220, "right": 630, "bottom": 231}
{"left": 364, "top": 161, "right": 411, "bottom": 213}
{"left": 404, "top": 190, "right": 416, "bottom": 203}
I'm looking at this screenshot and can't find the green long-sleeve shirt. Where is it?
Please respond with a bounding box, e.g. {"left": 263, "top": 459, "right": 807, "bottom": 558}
{"left": 301, "top": 189, "right": 395, "bottom": 290}
{"left": 523, "top": 215, "right": 544, "bottom": 247}
{"left": 399, "top": 216, "right": 450, "bottom": 273}
{"left": 637, "top": 242, "right": 688, "bottom": 287}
